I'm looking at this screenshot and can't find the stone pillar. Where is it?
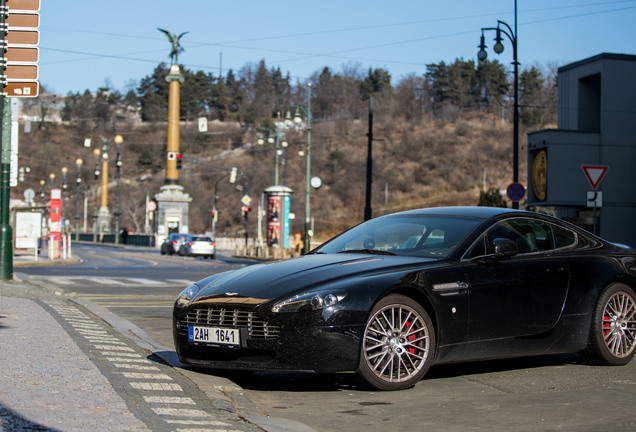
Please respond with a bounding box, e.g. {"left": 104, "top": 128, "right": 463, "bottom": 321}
{"left": 166, "top": 64, "right": 184, "bottom": 185}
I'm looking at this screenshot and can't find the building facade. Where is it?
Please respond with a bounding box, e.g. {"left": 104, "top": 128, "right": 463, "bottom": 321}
{"left": 527, "top": 53, "right": 636, "bottom": 247}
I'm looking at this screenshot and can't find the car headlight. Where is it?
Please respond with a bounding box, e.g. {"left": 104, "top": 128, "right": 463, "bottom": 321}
{"left": 175, "top": 284, "right": 202, "bottom": 308}
{"left": 272, "top": 290, "right": 347, "bottom": 313}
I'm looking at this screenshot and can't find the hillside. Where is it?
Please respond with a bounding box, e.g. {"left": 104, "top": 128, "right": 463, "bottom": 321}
{"left": 17, "top": 109, "right": 539, "bottom": 243}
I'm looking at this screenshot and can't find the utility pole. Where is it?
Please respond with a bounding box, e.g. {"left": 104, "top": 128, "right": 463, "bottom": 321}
{"left": 364, "top": 96, "right": 373, "bottom": 221}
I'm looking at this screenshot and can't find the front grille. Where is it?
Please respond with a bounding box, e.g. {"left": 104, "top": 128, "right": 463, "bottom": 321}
{"left": 181, "top": 307, "right": 280, "bottom": 339}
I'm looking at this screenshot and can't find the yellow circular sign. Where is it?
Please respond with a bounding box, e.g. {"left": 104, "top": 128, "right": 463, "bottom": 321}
{"left": 531, "top": 150, "right": 547, "bottom": 201}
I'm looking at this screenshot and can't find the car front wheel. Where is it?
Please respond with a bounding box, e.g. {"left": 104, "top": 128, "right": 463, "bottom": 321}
{"left": 580, "top": 283, "right": 636, "bottom": 366}
{"left": 357, "top": 294, "right": 435, "bottom": 391}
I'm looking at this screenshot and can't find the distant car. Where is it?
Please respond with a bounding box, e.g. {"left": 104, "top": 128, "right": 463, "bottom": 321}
{"left": 160, "top": 233, "right": 188, "bottom": 255}
{"left": 179, "top": 235, "right": 216, "bottom": 259}
{"left": 173, "top": 206, "right": 636, "bottom": 391}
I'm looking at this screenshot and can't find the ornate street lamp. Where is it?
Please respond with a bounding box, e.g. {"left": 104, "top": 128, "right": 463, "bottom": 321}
{"left": 478, "top": 0, "right": 519, "bottom": 208}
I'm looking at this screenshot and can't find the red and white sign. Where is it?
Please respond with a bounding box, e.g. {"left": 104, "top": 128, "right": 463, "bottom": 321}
{"left": 582, "top": 165, "right": 609, "bottom": 190}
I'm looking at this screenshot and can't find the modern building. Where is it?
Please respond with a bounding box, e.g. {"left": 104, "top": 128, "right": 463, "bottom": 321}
{"left": 527, "top": 53, "right": 636, "bottom": 247}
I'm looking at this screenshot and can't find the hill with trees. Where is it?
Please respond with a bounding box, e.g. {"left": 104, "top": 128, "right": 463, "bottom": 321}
{"left": 17, "top": 57, "right": 557, "bottom": 241}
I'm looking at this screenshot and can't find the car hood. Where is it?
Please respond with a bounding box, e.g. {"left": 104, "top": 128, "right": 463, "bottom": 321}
{"left": 192, "top": 253, "right": 438, "bottom": 305}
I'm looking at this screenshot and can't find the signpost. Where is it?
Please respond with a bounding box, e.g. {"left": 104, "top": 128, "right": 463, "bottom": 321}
{"left": 0, "top": 0, "right": 40, "bottom": 279}
{"left": 582, "top": 164, "right": 609, "bottom": 236}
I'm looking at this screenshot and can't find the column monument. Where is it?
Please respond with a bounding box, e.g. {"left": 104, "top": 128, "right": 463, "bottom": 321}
{"left": 155, "top": 29, "right": 192, "bottom": 243}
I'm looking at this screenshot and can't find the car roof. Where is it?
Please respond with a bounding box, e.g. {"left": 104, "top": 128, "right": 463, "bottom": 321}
{"left": 389, "top": 206, "right": 521, "bottom": 219}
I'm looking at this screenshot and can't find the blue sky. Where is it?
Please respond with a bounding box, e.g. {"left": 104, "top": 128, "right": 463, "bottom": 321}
{"left": 39, "top": 0, "right": 636, "bottom": 95}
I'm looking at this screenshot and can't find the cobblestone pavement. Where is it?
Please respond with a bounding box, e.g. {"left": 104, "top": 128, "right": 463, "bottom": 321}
{"left": 0, "top": 280, "right": 268, "bottom": 432}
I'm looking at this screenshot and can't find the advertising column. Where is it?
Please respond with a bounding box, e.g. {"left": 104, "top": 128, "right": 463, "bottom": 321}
{"left": 50, "top": 188, "right": 61, "bottom": 258}
{"left": 264, "top": 186, "right": 293, "bottom": 249}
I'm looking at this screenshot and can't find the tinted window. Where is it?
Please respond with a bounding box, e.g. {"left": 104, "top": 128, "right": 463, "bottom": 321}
{"left": 465, "top": 217, "right": 578, "bottom": 259}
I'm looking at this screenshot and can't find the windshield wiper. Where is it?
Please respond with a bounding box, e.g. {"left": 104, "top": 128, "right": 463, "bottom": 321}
{"left": 338, "top": 249, "right": 396, "bottom": 256}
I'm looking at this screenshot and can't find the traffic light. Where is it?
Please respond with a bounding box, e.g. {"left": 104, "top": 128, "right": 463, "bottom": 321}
{"left": 176, "top": 153, "right": 182, "bottom": 170}
{"left": 242, "top": 206, "right": 251, "bottom": 219}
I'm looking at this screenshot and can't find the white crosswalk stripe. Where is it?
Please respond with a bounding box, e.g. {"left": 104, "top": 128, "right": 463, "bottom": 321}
{"left": 28, "top": 275, "right": 196, "bottom": 287}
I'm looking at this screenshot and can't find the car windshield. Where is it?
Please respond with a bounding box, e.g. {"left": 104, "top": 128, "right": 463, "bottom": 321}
{"left": 313, "top": 214, "right": 483, "bottom": 258}
{"left": 192, "top": 237, "right": 212, "bottom": 243}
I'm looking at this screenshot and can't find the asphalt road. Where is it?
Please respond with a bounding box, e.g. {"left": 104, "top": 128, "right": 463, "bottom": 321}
{"left": 18, "top": 244, "right": 636, "bottom": 432}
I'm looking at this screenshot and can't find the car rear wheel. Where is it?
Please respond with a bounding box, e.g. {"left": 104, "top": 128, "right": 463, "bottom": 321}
{"left": 357, "top": 294, "right": 435, "bottom": 391}
{"left": 580, "top": 283, "right": 636, "bottom": 366}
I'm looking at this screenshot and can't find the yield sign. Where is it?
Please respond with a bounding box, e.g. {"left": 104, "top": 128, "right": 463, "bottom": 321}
{"left": 581, "top": 165, "right": 609, "bottom": 190}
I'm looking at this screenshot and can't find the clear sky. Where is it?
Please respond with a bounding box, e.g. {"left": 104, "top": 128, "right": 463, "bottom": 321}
{"left": 38, "top": 0, "right": 636, "bottom": 95}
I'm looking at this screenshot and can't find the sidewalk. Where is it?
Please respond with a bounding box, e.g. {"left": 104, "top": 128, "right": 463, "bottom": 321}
{"left": 13, "top": 248, "right": 83, "bottom": 267}
{"left": 0, "top": 256, "right": 314, "bottom": 431}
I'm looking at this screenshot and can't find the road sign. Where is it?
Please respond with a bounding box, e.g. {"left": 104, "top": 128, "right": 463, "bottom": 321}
{"left": 506, "top": 182, "right": 525, "bottom": 202}
{"left": 7, "top": 11, "right": 39, "bottom": 28}
{"left": 6, "top": 0, "right": 41, "bottom": 11}
{"left": 582, "top": 165, "right": 609, "bottom": 190}
{"left": 587, "top": 191, "right": 603, "bottom": 208}
{"left": 241, "top": 194, "right": 252, "bottom": 206}
{"left": 4, "top": 64, "right": 37, "bottom": 79}
{"left": 3, "top": 46, "right": 38, "bottom": 63}
{"left": 4, "top": 81, "right": 37, "bottom": 96}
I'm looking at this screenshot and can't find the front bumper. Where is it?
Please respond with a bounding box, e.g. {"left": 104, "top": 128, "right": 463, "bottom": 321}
{"left": 173, "top": 307, "right": 364, "bottom": 373}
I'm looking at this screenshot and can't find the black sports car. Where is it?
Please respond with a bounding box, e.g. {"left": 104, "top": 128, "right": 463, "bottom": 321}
{"left": 173, "top": 206, "right": 636, "bottom": 390}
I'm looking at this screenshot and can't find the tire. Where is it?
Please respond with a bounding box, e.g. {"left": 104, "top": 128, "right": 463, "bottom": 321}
{"left": 178, "top": 246, "right": 187, "bottom": 256}
{"left": 160, "top": 244, "right": 167, "bottom": 255}
{"left": 357, "top": 294, "right": 435, "bottom": 391}
{"left": 210, "top": 254, "right": 216, "bottom": 260}
{"left": 580, "top": 283, "right": 636, "bottom": 366}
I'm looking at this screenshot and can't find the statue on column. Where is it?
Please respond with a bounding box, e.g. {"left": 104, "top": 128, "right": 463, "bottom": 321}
{"left": 158, "top": 28, "right": 189, "bottom": 64}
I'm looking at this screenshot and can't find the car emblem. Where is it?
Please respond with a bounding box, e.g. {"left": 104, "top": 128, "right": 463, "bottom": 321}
{"left": 225, "top": 292, "right": 239, "bottom": 296}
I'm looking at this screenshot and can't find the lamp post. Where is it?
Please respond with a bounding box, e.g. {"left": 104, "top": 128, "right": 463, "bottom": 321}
{"left": 477, "top": 0, "right": 519, "bottom": 209}
{"left": 294, "top": 83, "right": 312, "bottom": 254}
{"left": 258, "top": 112, "right": 292, "bottom": 186}
{"left": 75, "top": 158, "right": 82, "bottom": 241}
{"left": 92, "top": 148, "right": 101, "bottom": 242}
{"left": 113, "top": 135, "right": 123, "bottom": 244}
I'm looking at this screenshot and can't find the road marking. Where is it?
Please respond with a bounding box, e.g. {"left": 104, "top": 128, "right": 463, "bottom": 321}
{"left": 144, "top": 396, "right": 195, "bottom": 405}
{"left": 124, "top": 278, "right": 167, "bottom": 285}
{"left": 130, "top": 382, "right": 183, "bottom": 391}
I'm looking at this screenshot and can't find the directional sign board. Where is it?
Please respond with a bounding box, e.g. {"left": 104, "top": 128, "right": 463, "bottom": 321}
{"left": 582, "top": 165, "right": 609, "bottom": 190}
{"left": 3, "top": 0, "right": 41, "bottom": 97}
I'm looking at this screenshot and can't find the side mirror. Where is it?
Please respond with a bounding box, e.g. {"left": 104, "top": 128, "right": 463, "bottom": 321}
{"left": 492, "top": 238, "right": 518, "bottom": 258}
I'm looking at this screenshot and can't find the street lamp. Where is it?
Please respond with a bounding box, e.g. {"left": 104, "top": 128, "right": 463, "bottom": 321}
{"left": 92, "top": 148, "right": 101, "bottom": 242}
{"left": 477, "top": 0, "right": 519, "bottom": 209}
{"left": 258, "top": 112, "right": 293, "bottom": 186}
{"left": 294, "top": 83, "right": 312, "bottom": 254}
{"left": 75, "top": 158, "right": 83, "bottom": 241}
{"left": 113, "top": 135, "right": 123, "bottom": 244}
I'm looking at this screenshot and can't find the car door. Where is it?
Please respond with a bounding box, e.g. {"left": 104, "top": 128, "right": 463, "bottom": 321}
{"left": 462, "top": 218, "right": 570, "bottom": 342}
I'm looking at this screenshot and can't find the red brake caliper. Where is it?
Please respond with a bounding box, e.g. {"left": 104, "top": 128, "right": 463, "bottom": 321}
{"left": 603, "top": 313, "right": 610, "bottom": 336}
{"left": 405, "top": 321, "right": 416, "bottom": 354}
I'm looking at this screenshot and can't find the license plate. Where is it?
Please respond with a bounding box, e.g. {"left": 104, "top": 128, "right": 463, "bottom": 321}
{"left": 188, "top": 326, "right": 240, "bottom": 346}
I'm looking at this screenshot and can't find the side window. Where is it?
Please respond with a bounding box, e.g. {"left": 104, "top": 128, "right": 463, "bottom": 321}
{"left": 552, "top": 224, "right": 577, "bottom": 249}
{"left": 465, "top": 218, "right": 575, "bottom": 259}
